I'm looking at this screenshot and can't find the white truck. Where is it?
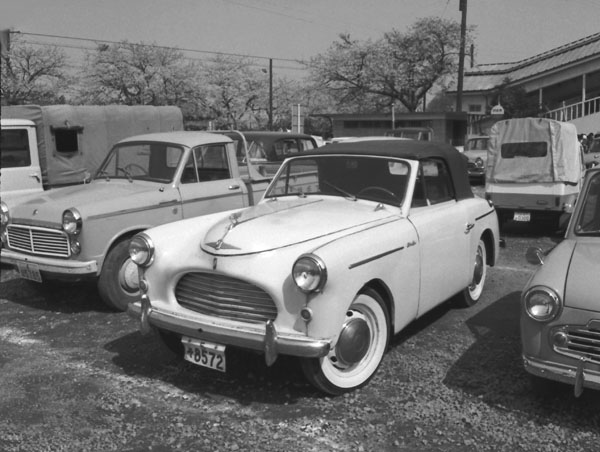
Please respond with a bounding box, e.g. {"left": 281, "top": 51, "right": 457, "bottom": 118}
{"left": 485, "top": 117, "right": 584, "bottom": 228}
{"left": 0, "top": 104, "right": 183, "bottom": 201}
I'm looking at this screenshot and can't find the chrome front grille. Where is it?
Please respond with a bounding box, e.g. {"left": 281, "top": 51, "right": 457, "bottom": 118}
{"left": 175, "top": 272, "right": 277, "bottom": 323}
{"left": 555, "top": 325, "right": 600, "bottom": 363}
{"left": 6, "top": 224, "right": 70, "bottom": 257}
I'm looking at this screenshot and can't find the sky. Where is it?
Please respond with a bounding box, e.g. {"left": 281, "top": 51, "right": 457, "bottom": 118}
{"left": 2, "top": 0, "right": 600, "bottom": 76}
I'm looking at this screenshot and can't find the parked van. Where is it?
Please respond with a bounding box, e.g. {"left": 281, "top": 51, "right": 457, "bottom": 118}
{"left": 485, "top": 117, "right": 584, "bottom": 227}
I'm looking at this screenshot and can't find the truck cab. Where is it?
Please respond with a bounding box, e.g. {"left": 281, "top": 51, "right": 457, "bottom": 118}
{"left": 0, "top": 119, "right": 43, "bottom": 200}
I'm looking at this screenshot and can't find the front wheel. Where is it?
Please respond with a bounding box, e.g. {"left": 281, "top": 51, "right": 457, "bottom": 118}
{"left": 455, "top": 238, "right": 487, "bottom": 308}
{"left": 98, "top": 238, "right": 140, "bottom": 311}
{"left": 300, "top": 288, "right": 390, "bottom": 395}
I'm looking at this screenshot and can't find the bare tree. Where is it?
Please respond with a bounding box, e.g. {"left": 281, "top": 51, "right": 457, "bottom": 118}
{"left": 1, "top": 34, "right": 70, "bottom": 105}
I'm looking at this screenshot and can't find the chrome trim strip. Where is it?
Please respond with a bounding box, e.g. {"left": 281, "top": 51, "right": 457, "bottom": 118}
{"left": 349, "top": 246, "right": 405, "bottom": 269}
{"left": 475, "top": 209, "right": 495, "bottom": 221}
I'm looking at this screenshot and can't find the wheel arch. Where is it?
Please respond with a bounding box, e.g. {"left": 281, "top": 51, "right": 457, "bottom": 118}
{"left": 481, "top": 228, "right": 496, "bottom": 267}
{"left": 362, "top": 278, "right": 395, "bottom": 335}
{"left": 99, "top": 227, "right": 146, "bottom": 272}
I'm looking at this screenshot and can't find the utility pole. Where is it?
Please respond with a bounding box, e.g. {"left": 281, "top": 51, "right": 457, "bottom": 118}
{"left": 268, "top": 58, "right": 273, "bottom": 131}
{"left": 456, "top": 0, "right": 467, "bottom": 112}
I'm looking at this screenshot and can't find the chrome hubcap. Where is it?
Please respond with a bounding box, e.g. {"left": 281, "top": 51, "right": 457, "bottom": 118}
{"left": 470, "top": 247, "right": 484, "bottom": 289}
{"left": 333, "top": 312, "right": 371, "bottom": 367}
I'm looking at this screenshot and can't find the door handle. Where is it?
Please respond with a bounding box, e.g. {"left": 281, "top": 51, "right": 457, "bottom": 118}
{"left": 228, "top": 184, "right": 240, "bottom": 190}
{"left": 29, "top": 173, "right": 41, "bottom": 183}
{"left": 465, "top": 222, "right": 475, "bottom": 234}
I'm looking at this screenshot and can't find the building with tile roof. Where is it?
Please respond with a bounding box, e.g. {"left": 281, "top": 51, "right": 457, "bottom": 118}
{"left": 447, "top": 32, "right": 600, "bottom": 136}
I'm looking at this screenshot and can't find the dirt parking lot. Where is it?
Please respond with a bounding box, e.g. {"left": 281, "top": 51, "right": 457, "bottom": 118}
{"left": 1, "top": 219, "right": 599, "bottom": 452}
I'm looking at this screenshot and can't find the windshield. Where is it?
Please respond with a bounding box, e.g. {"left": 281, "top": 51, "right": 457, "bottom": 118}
{"left": 574, "top": 172, "right": 600, "bottom": 236}
{"left": 265, "top": 155, "right": 410, "bottom": 207}
{"left": 96, "top": 142, "right": 184, "bottom": 183}
{"left": 466, "top": 137, "right": 489, "bottom": 151}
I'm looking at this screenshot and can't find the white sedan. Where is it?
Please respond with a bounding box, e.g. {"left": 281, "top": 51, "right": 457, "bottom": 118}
{"left": 128, "top": 140, "right": 500, "bottom": 394}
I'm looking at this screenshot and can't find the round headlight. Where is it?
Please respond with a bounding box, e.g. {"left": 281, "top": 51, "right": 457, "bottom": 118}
{"left": 0, "top": 202, "right": 9, "bottom": 227}
{"left": 62, "top": 208, "right": 82, "bottom": 235}
{"left": 475, "top": 157, "right": 484, "bottom": 168}
{"left": 292, "top": 254, "right": 327, "bottom": 293}
{"left": 129, "top": 234, "right": 154, "bottom": 267}
{"left": 523, "top": 286, "right": 561, "bottom": 322}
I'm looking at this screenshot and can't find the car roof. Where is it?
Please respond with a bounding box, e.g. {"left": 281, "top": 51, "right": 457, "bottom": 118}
{"left": 300, "top": 139, "right": 474, "bottom": 201}
{"left": 117, "top": 131, "right": 232, "bottom": 147}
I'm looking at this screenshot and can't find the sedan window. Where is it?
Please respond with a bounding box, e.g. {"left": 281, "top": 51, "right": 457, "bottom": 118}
{"left": 575, "top": 172, "right": 600, "bottom": 235}
{"left": 412, "top": 159, "right": 455, "bottom": 207}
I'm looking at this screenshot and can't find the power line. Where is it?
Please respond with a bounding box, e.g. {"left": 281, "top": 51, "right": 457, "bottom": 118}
{"left": 13, "top": 31, "right": 304, "bottom": 65}
{"left": 18, "top": 37, "right": 308, "bottom": 74}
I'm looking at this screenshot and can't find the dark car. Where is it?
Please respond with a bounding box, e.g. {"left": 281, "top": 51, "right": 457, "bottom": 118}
{"left": 221, "top": 131, "right": 319, "bottom": 177}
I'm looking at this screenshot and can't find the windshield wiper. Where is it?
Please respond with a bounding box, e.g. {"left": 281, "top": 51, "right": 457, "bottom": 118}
{"left": 117, "top": 167, "right": 133, "bottom": 182}
{"left": 323, "top": 180, "right": 356, "bottom": 201}
{"left": 96, "top": 169, "right": 111, "bottom": 181}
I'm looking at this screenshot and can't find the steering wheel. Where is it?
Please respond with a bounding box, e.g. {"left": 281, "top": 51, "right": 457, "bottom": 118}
{"left": 357, "top": 186, "right": 400, "bottom": 203}
{"left": 123, "top": 163, "right": 148, "bottom": 176}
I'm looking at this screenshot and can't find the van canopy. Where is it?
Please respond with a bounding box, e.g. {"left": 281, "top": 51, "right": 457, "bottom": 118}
{"left": 2, "top": 105, "right": 183, "bottom": 187}
{"left": 486, "top": 118, "right": 582, "bottom": 184}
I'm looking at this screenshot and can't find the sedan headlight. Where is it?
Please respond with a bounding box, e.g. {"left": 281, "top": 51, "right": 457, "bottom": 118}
{"left": 523, "top": 286, "right": 561, "bottom": 322}
{"left": 129, "top": 233, "right": 154, "bottom": 267}
{"left": 475, "top": 157, "right": 485, "bottom": 168}
{"left": 62, "top": 208, "right": 82, "bottom": 235}
{"left": 292, "top": 254, "right": 327, "bottom": 293}
{"left": 0, "top": 201, "right": 9, "bottom": 228}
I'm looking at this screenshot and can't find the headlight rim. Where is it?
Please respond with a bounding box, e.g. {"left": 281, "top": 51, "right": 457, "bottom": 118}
{"left": 0, "top": 201, "right": 10, "bottom": 228}
{"left": 62, "top": 208, "right": 82, "bottom": 235}
{"left": 129, "top": 233, "right": 155, "bottom": 267}
{"left": 523, "top": 285, "right": 562, "bottom": 322}
{"left": 292, "top": 253, "right": 327, "bottom": 294}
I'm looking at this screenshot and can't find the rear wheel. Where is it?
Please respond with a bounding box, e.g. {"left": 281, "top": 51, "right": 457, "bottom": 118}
{"left": 98, "top": 238, "right": 140, "bottom": 311}
{"left": 300, "top": 288, "right": 390, "bottom": 395}
{"left": 456, "top": 238, "right": 487, "bottom": 308}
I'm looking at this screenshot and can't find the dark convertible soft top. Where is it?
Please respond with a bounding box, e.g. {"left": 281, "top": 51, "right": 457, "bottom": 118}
{"left": 302, "top": 139, "right": 474, "bottom": 201}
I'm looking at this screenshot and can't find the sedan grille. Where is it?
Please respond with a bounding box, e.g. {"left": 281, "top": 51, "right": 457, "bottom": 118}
{"left": 6, "top": 224, "right": 70, "bottom": 258}
{"left": 175, "top": 272, "right": 277, "bottom": 323}
{"left": 556, "top": 326, "right": 600, "bottom": 363}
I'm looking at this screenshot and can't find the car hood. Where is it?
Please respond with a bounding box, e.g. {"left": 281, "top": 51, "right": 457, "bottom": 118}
{"left": 464, "top": 149, "right": 487, "bottom": 161}
{"left": 565, "top": 241, "right": 600, "bottom": 311}
{"left": 201, "top": 197, "right": 398, "bottom": 255}
{"left": 10, "top": 181, "right": 159, "bottom": 223}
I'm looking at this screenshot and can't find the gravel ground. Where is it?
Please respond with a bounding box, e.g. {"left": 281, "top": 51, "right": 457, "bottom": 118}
{"left": 1, "top": 205, "right": 599, "bottom": 451}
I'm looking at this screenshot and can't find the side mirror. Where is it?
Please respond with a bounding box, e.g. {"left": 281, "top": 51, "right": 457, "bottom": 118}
{"left": 526, "top": 246, "right": 545, "bottom": 265}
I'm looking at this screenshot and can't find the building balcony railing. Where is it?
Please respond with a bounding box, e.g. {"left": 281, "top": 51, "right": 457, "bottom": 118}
{"left": 544, "top": 96, "right": 600, "bottom": 122}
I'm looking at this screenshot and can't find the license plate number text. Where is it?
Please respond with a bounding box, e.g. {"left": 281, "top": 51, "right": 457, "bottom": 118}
{"left": 182, "top": 338, "right": 226, "bottom": 372}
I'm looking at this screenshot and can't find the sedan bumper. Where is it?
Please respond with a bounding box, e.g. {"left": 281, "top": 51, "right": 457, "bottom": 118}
{"left": 0, "top": 248, "right": 98, "bottom": 276}
{"left": 523, "top": 354, "right": 600, "bottom": 394}
{"left": 128, "top": 298, "right": 331, "bottom": 365}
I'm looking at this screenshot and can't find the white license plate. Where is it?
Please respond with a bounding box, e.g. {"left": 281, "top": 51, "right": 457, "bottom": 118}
{"left": 17, "top": 262, "right": 42, "bottom": 282}
{"left": 182, "top": 337, "right": 226, "bottom": 372}
{"left": 513, "top": 212, "right": 531, "bottom": 222}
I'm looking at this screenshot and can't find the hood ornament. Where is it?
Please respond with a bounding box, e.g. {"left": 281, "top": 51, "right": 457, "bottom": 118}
{"left": 214, "top": 212, "right": 242, "bottom": 250}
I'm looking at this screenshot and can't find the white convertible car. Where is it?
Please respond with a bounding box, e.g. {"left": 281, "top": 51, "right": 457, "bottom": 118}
{"left": 128, "top": 140, "right": 500, "bottom": 394}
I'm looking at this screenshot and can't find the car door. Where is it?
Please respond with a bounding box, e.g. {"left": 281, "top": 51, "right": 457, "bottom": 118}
{"left": 177, "top": 143, "right": 247, "bottom": 218}
{"left": 0, "top": 126, "right": 43, "bottom": 198}
{"left": 408, "top": 158, "right": 471, "bottom": 316}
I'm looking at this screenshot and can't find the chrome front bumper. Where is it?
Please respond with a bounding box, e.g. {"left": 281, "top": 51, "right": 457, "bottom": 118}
{"left": 523, "top": 354, "right": 600, "bottom": 396}
{"left": 128, "top": 298, "right": 331, "bottom": 366}
{"left": 0, "top": 248, "right": 98, "bottom": 276}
